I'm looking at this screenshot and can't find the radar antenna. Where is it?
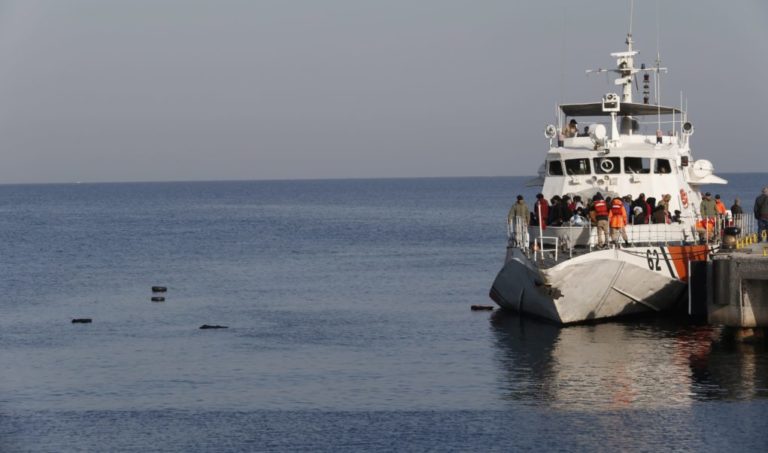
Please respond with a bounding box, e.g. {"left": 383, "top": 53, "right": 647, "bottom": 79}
{"left": 585, "top": 0, "right": 667, "bottom": 105}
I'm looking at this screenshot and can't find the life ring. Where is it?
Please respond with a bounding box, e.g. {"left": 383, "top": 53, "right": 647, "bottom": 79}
{"left": 679, "top": 189, "right": 689, "bottom": 209}
{"left": 599, "top": 158, "right": 614, "bottom": 173}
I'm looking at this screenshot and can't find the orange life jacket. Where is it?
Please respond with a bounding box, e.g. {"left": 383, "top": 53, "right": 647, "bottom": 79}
{"left": 609, "top": 200, "right": 627, "bottom": 228}
{"left": 715, "top": 200, "right": 726, "bottom": 215}
{"left": 593, "top": 200, "right": 609, "bottom": 218}
{"left": 696, "top": 218, "right": 715, "bottom": 232}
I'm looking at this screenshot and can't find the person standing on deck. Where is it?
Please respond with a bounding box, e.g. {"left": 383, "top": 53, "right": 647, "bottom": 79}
{"left": 508, "top": 195, "right": 529, "bottom": 226}
{"left": 632, "top": 193, "right": 651, "bottom": 224}
{"left": 700, "top": 192, "right": 717, "bottom": 220}
{"left": 622, "top": 195, "right": 633, "bottom": 224}
{"left": 508, "top": 195, "right": 530, "bottom": 247}
{"left": 609, "top": 198, "right": 629, "bottom": 247}
{"left": 591, "top": 193, "right": 610, "bottom": 248}
{"left": 698, "top": 192, "right": 718, "bottom": 242}
{"left": 731, "top": 198, "right": 743, "bottom": 215}
{"left": 714, "top": 194, "right": 727, "bottom": 216}
{"left": 755, "top": 187, "right": 768, "bottom": 242}
{"left": 632, "top": 206, "right": 646, "bottom": 225}
{"left": 564, "top": 119, "right": 578, "bottom": 138}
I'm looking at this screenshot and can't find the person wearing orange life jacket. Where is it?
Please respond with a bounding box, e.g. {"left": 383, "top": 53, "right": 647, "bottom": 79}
{"left": 695, "top": 217, "right": 716, "bottom": 243}
{"left": 609, "top": 198, "right": 630, "bottom": 247}
{"left": 590, "top": 192, "right": 610, "bottom": 248}
{"left": 714, "top": 194, "right": 727, "bottom": 216}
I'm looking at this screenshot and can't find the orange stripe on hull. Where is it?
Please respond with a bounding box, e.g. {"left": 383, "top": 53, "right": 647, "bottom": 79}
{"left": 666, "top": 245, "right": 709, "bottom": 282}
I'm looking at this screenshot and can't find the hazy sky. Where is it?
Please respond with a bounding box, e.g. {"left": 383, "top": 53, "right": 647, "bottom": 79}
{"left": 0, "top": 0, "right": 766, "bottom": 183}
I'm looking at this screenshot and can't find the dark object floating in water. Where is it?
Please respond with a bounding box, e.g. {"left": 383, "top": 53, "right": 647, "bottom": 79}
{"left": 152, "top": 286, "right": 167, "bottom": 293}
{"left": 72, "top": 318, "right": 92, "bottom": 323}
{"left": 470, "top": 305, "right": 494, "bottom": 311}
{"left": 151, "top": 296, "right": 165, "bottom": 302}
{"left": 200, "top": 324, "right": 228, "bottom": 329}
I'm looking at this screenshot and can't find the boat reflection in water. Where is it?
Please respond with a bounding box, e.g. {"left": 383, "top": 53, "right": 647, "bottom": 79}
{"left": 489, "top": 311, "right": 768, "bottom": 411}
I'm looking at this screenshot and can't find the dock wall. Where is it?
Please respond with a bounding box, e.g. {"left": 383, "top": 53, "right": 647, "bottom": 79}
{"left": 707, "top": 252, "right": 768, "bottom": 327}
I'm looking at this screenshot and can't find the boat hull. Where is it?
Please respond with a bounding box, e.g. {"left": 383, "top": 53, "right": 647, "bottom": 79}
{"left": 489, "top": 246, "right": 705, "bottom": 324}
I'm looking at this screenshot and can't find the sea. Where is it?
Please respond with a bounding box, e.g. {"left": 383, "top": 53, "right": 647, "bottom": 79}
{"left": 1, "top": 174, "right": 767, "bottom": 452}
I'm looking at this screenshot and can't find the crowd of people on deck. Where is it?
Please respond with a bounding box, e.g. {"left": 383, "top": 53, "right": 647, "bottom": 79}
{"left": 508, "top": 190, "right": 754, "bottom": 248}
{"left": 509, "top": 192, "right": 688, "bottom": 229}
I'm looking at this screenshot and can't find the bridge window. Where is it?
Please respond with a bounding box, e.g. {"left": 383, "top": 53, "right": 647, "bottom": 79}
{"left": 593, "top": 157, "right": 620, "bottom": 174}
{"left": 564, "top": 158, "right": 591, "bottom": 175}
{"left": 548, "top": 161, "right": 564, "bottom": 176}
{"left": 655, "top": 159, "right": 672, "bottom": 174}
{"left": 624, "top": 157, "right": 651, "bottom": 174}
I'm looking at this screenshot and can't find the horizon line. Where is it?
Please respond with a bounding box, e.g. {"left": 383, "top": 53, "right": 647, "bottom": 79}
{"left": 0, "top": 171, "right": 765, "bottom": 187}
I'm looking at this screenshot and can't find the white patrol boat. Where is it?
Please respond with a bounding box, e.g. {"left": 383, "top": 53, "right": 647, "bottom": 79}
{"left": 488, "top": 27, "right": 744, "bottom": 325}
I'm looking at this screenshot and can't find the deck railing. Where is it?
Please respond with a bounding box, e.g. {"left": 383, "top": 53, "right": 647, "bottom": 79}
{"left": 508, "top": 212, "right": 759, "bottom": 252}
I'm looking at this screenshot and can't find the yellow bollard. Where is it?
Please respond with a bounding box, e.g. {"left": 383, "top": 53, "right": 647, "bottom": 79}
{"left": 763, "top": 230, "right": 768, "bottom": 241}
{"left": 764, "top": 246, "right": 768, "bottom": 257}
{"left": 754, "top": 233, "right": 759, "bottom": 243}
{"left": 736, "top": 239, "right": 743, "bottom": 249}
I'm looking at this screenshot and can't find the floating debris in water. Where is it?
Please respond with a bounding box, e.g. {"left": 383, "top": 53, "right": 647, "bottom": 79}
{"left": 71, "top": 318, "right": 92, "bottom": 323}
{"left": 151, "top": 297, "right": 165, "bottom": 302}
{"left": 152, "top": 286, "right": 167, "bottom": 293}
{"left": 470, "top": 305, "right": 494, "bottom": 311}
{"left": 199, "top": 324, "right": 228, "bottom": 329}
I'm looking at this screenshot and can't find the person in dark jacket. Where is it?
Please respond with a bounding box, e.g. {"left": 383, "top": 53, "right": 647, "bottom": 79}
{"left": 632, "top": 206, "right": 646, "bottom": 225}
{"left": 646, "top": 197, "right": 657, "bottom": 214}
{"left": 548, "top": 196, "right": 564, "bottom": 226}
{"left": 731, "top": 198, "right": 743, "bottom": 215}
{"left": 632, "top": 193, "right": 651, "bottom": 224}
{"left": 755, "top": 187, "right": 768, "bottom": 242}
{"left": 651, "top": 205, "right": 667, "bottom": 224}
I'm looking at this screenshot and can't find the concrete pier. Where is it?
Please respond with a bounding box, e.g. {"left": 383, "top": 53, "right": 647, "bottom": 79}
{"left": 707, "top": 243, "right": 768, "bottom": 327}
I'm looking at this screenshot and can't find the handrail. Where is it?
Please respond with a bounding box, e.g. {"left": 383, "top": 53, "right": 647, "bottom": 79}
{"left": 507, "top": 213, "right": 757, "bottom": 251}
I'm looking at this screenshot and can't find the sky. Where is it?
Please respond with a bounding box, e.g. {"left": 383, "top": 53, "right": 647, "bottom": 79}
{"left": 0, "top": 0, "right": 766, "bottom": 184}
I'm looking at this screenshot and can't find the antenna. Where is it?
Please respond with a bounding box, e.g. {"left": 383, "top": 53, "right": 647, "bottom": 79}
{"left": 655, "top": 0, "right": 661, "bottom": 61}
{"left": 655, "top": 0, "right": 662, "bottom": 133}
{"left": 585, "top": 0, "right": 667, "bottom": 105}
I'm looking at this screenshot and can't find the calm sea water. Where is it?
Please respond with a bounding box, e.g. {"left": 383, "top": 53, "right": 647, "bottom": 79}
{"left": 1, "top": 175, "right": 767, "bottom": 452}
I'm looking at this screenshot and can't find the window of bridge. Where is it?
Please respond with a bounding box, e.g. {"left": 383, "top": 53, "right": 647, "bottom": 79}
{"left": 655, "top": 159, "right": 672, "bottom": 174}
{"left": 548, "top": 160, "right": 564, "bottom": 176}
{"left": 564, "top": 158, "right": 591, "bottom": 175}
{"left": 624, "top": 157, "right": 651, "bottom": 174}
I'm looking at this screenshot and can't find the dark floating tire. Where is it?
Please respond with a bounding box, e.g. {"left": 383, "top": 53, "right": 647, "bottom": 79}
{"left": 72, "top": 318, "right": 92, "bottom": 323}
{"left": 151, "top": 296, "right": 165, "bottom": 302}
{"left": 199, "top": 324, "right": 228, "bottom": 329}
{"left": 470, "top": 305, "right": 494, "bottom": 311}
{"left": 152, "top": 286, "right": 167, "bottom": 293}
